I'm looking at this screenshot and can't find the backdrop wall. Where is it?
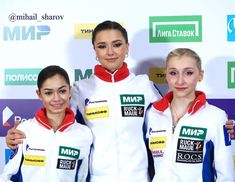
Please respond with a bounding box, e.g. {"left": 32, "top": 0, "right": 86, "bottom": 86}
{"left": 0, "top": 0, "right": 235, "bottom": 177}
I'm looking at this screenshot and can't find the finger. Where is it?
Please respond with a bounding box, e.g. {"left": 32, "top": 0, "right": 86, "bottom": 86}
{"left": 13, "top": 120, "right": 20, "bottom": 129}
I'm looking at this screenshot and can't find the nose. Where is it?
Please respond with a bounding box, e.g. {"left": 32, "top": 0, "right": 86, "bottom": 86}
{"left": 107, "top": 45, "right": 114, "bottom": 56}
{"left": 53, "top": 92, "right": 60, "bottom": 100}
{"left": 176, "top": 73, "right": 184, "bottom": 85}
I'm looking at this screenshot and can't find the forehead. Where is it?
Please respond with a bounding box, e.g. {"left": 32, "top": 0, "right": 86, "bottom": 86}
{"left": 41, "top": 74, "right": 67, "bottom": 88}
{"left": 94, "top": 29, "right": 125, "bottom": 43}
{"left": 167, "top": 55, "right": 198, "bottom": 68}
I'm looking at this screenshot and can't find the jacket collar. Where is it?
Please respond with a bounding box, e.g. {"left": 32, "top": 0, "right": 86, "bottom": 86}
{"left": 152, "top": 91, "right": 206, "bottom": 115}
{"left": 35, "top": 107, "right": 75, "bottom": 132}
{"left": 94, "top": 62, "right": 130, "bottom": 82}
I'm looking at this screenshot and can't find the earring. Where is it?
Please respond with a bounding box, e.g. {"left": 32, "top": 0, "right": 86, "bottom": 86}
{"left": 96, "top": 57, "right": 99, "bottom": 61}
{"left": 125, "top": 54, "right": 128, "bottom": 58}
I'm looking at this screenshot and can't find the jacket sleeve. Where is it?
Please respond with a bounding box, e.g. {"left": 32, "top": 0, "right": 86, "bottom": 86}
{"left": 70, "top": 81, "right": 80, "bottom": 115}
{"left": 0, "top": 143, "right": 23, "bottom": 181}
{"left": 76, "top": 129, "right": 93, "bottom": 182}
{"left": 147, "top": 79, "right": 162, "bottom": 104}
{"left": 212, "top": 111, "right": 234, "bottom": 181}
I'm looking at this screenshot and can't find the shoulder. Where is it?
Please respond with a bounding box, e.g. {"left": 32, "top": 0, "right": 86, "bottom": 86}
{"left": 72, "top": 76, "right": 95, "bottom": 88}
{"left": 72, "top": 122, "right": 93, "bottom": 139}
{"left": 205, "top": 102, "right": 226, "bottom": 115}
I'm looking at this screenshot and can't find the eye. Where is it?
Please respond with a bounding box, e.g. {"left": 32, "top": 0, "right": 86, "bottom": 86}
{"left": 44, "top": 91, "right": 52, "bottom": 96}
{"left": 169, "top": 71, "right": 177, "bottom": 76}
{"left": 113, "top": 42, "right": 123, "bottom": 48}
{"left": 59, "top": 89, "right": 67, "bottom": 94}
{"left": 185, "top": 71, "right": 193, "bottom": 76}
{"left": 96, "top": 44, "right": 106, "bottom": 49}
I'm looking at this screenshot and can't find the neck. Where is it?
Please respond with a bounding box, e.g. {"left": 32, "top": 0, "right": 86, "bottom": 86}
{"left": 170, "top": 96, "right": 195, "bottom": 124}
{"left": 46, "top": 112, "right": 65, "bottom": 132}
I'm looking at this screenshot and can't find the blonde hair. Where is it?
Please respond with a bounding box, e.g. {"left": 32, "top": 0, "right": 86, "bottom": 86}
{"left": 166, "top": 48, "right": 202, "bottom": 71}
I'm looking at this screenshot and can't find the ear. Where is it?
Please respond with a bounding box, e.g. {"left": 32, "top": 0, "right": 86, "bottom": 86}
{"left": 126, "top": 43, "right": 129, "bottom": 54}
{"left": 36, "top": 90, "right": 42, "bottom": 100}
{"left": 199, "top": 70, "right": 204, "bottom": 82}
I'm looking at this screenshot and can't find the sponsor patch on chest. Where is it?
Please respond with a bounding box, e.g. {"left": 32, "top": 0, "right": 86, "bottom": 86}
{"left": 176, "top": 138, "right": 204, "bottom": 163}
{"left": 120, "top": 94, "right": 145, "bottom": 117}
{"left": 56, "top": 158, "right": 76, "bottom": 170}
{"left": 23, "top": 155, "right": 46, "bottom": 166}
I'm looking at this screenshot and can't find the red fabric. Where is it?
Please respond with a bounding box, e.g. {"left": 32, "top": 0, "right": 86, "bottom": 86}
{"left": 94, "top": 62, "right": 130, "bottom": 82}
{"left": 35, "top": 107, "right": 75, "bottom": 132}
{"left": 152, "top": 91, "right": 206, "bottom": 115}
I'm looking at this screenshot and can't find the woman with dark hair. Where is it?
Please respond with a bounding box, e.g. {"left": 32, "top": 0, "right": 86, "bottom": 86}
{"left": 1, "top": 65, "right": 93, "bottom": 182}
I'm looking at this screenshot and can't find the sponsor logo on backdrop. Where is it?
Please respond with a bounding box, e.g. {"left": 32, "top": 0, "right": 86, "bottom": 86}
{"left": 228, "top": 62, "right": 235, "bottom": 88}
{"left": 3, "top": 25, "right": 50, "bottom": 41}
{"left": 74, "top": 23, "right": 97, "bottom": 39}
{"left": 149, "top": 67, "right": 166, "bottom": 84}
{"left": 5, "top": 68, "right": 41, "bottom": 85}
{"left": 75, "top": 69, "right": 93, "bottom": 81}
{"left": 8, "top": 13, "right": 64, "bottom": 22}
{"left": 74, "top": 22, "right": 124, "bottom": 39}
{"left": 227, "top": 15, "right": 235, "bottom": 41}
{"left": 149, "top": 15, "right": 202, "bottom": 42}
{"left": 0, "top": 99, "right": 42, "bottom": 136}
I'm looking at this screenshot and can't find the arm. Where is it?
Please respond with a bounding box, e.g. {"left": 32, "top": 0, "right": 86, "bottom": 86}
{"left": 70, "top": 82, "right": 80, "bottom": 114}
{"left": 6, "top": 121, "right": 26, "bottom": 150}
{"left": 0, "top": 126, "right": 24, "bottom": 181}
{"left": 76, "top": 135, "right": 93, "bottom": 182}
{"left": 213, "top": 113, "right": 234, "bottom": 181}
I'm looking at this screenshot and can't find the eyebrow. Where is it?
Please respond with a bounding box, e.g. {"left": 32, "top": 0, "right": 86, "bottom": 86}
{"left": 96, "top": 40, "right": 123, "bottom": 45}
{"left": 41, "top": 85, "right": 68, "bottom": 91}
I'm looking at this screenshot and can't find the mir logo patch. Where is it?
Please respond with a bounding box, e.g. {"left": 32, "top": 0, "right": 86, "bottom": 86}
{"left": 120, "top": 94, "right": 145, "bottom": 117}
{"left": 180, "top": 126, "right": 207, "bottom": 140}
{"left": 59, "top": 146, "right": 80, "bottom": 159}
{"left": 120, "top": 94, "right": 145, "bottom": 105}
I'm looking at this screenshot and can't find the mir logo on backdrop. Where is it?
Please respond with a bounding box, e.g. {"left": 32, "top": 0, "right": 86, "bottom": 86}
{"left": 3, "top": 25, "right": 50, "bottom": 41}
{"left": 75, "top": 69, "right": 93, "bottom": 81}
{"left": 227, "top": 61, "right": 235, "bottom": 88}
{"left": 0, "top": 99, "right": 42, "bottom": 136}
{"left": 149, "top": 15, "right": 202, "bottom": 42}
{"left": 227, "top": 15, "right": 235, "bottom": 41}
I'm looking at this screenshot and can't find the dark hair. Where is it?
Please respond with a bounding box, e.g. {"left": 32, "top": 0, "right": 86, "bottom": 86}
{"left": 37, "top": 65, "right": 70, "bottom": 90}
{"left": 92, "top": 20, "right": 129, "bottom": 47}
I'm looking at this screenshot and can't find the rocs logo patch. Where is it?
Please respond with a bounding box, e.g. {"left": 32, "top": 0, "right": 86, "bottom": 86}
{"left": 120, "top": 94, "right": 145, "bottom": 117}
{"left": 176, "top": 138, "right": 204, "bottom": 164}
{"left": 59, "top": 146, "right": 80, "bottom": 159}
